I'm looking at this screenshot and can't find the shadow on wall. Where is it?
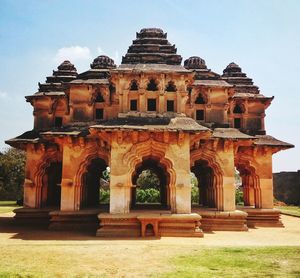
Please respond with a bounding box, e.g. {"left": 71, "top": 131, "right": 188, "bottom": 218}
{"left": 273, "top": 171, "right": 300, "bottom": 205}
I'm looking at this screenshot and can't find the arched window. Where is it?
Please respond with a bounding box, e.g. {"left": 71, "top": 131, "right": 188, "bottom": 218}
{"left": 233, "top": 104, "right": 244, "bottom": 114}
{"left": 95, "top": 93, "right": 104, "bottom": 103}
{"left": 195, "top": 93, "right": 206, "bottom": 104}
{"left": 130, "top": 80, "right": 138, "bottom": 91}
{"left": 147, "top": 79, "right": 158, "bottom": 91}
{"left": 165, "top": 81, "right": 176, "bottom": 92}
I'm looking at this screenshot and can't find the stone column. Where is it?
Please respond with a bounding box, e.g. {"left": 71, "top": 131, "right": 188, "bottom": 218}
{"left": 218, "top": 141, "right": 236, "bottom": 211}
{"left": 109, "top": 135, "right": 131, "bottom": 214}
{"left": 255, "top": 149, "right": 274, "bottom": 209}
{"left": 166, "top": 133, "right": 191, "bottom": 213}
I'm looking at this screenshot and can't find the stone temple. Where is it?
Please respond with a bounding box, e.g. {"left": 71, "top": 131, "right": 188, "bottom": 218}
{"left": 6, "top": 28, "right": 294, "bottom": 237}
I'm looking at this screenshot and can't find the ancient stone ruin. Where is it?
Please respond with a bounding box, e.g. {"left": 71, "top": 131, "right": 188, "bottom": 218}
{"left": 6, "top": 28, "right": 294, "bottom": 237}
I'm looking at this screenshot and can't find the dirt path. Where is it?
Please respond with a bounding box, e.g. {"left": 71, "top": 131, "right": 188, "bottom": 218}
{"left": 1, "top": 213, "right": 300, "bottom": 277}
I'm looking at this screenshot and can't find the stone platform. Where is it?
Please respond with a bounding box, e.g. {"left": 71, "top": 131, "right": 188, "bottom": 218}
{"left": 49, "top": 209, "right": 102, "bottom": 231}
{"left": 192, "top": 207, "right": 248, "bottom": 231}
{"left": 97, "top": 211, "right": 203, "bottom": 238}
{"left": 238, "top": 207, "right": 284, "bottom": 228}
{"left": 13, "top": 207, "right": 54, "bottom": 226}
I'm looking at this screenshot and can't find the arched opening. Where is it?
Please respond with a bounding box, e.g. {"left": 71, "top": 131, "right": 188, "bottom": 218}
{"left": 233, "top": 104, "right": 244, "bottom": 114}
{"left": 130, "top": 80, "right": 139, "bottom": 91}
{"left": 195, "top": 93, "right": 206, "bottom": 104}
{"left": 236, "top": 163, "right": 260, "bottom": 208}
{"left": 41, "top": 162, "right": 62, "bottom": 208}
{"left": 191, "top": 159, "right": 217, "bottom": 208}
{"left": 145, "top": 223, "right": 155, "bottom": 236}
{"left": 165, "top": 81, "right": 176, "bottom": 92}
{"left": 95, "top": 93, "right": 104, "bottom": 103}
{"left": 131, "top": 158, "right": 169, "bottom": 210}
{"left": 147, "top": 79, "right": 158, "bottom": 91}
{"left": 81, "top": 158, "right": 109, "bottom": 209}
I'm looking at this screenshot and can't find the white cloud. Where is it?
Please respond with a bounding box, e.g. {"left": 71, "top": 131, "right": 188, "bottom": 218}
{"left": 54, "top": 46, "right": 91, "bottom": 64}
{"left": 0, "top": 91, "right": 8, "bottom": 99}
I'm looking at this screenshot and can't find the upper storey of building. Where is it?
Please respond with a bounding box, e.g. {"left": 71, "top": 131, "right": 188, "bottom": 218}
{"left": 24, "top": 28, "right": 274, "bottom": 136}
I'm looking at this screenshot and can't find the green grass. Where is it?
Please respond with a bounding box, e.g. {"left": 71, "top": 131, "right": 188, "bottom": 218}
{"left": 276, "top": 206, "right": 300, "bottom": 217}
{"left": 0, "top": 201, "right": 21, "bottom": 213}
{"left": 160, "top": 247, "right": 300, "bottom": 278}
{"left": 0, "top": 246, "right": 299, "bottom": 277}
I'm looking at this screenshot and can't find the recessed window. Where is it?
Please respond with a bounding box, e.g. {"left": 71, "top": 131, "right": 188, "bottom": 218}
{"left": 130, "top": 99, "right": 138, "bottom": 111}
{"left": 147, "top": 99, "right": 156, "bottom": 112}
{"left": 54, "top": 117, "right": 63, "bottom": 127}
{"left": 95, "top": 93, "right": 104, "bottom": 103}
{"left": 95, "top": 109, "right": 104, "bottom": 120}
{"left": 233, "top": 104, "right": 243, "bottom": 114}
{"left": 234, "top": 118, "right": 241, "bottom": 128}
{"left": 167, "top": 100, "right": 174, "bottom": 112}
{"left": 195, "top": 93, "right": 206, "bottom": 104}
{"left": 130, "top": 80, "right": 138, "bottom": 91}
{"left": 196, "top": 110, "right": 204, "bottom": 121}
{"left": 147, "top": 79, "right": 158, "bottom": 91}
{"left": 165, "top": 81, "right": 176, "bottom": 92}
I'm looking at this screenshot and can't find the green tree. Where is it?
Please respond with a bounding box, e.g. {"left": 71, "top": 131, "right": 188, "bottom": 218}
{"left": 0, "top": 148, "right": 26, "bottom": 201}
{"left": 136, "top": 169, "right": 160, "bottom": 189}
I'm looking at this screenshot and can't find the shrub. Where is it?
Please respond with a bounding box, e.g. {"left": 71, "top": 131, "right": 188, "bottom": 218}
{"left": 99, "top": 188, "right": 110, "bottom": 204}
{"left": 136, "top": 188, "right": 160, "bottom": 203}
{"left": 235, "top": 188, "right": 244, "bottom": 205}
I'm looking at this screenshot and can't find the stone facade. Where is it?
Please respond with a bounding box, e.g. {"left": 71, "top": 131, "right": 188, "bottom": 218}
{"left": 6, "top": 28, "right": 294, "bottom": 237}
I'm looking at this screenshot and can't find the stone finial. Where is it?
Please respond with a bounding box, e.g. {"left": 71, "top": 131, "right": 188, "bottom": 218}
{"left": 57, "top": 60, "right": 77, "bottom": 72}
{"left": 90, "top": 55, "right": 116, "bottom": 69}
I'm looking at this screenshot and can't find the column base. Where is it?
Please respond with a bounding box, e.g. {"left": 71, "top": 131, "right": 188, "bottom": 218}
{"left": 239, "top": 207, "right": 284, "bottom": 228}
{"left": 49, "top": 209, "right": 101, "bottom": 231}
{"left": 193, "top": 207, "right": 248, "bottom": 231}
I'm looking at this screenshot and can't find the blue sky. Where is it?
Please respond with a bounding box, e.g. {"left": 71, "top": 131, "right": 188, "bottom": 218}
{"left": 0, "top": 0, "right": 299, "bottom": 172}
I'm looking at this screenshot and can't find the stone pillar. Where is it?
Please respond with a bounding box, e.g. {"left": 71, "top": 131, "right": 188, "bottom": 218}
{"left": 166, "top": 133, "right": 191, "bottom": 213}
{"left": 218, "top": 141, "right": 236, "bottom": 211}
{"left": 60, "top": 143, "right": 77, "bottom": 211}
{"left": 109, "top": 136, "right": 131, "bottom": 214}
{"left": 23, "top": 145, "right": 41, "bottom": 208}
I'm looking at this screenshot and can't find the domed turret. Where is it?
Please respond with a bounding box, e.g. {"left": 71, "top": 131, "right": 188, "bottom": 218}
{"left": 222, "top": 62, "right": 259, "bottom": 93}
{"left": 90, "top": 55, "right": 116, "bottom": 69}
{"left": 184, "top": 56, "right": 207, "bottom": 70}
{"left": 121, "top": 27, "right": 182, "bottom": 65}
{"left": 38, "top": 60, "right": 78, "bottom": 92}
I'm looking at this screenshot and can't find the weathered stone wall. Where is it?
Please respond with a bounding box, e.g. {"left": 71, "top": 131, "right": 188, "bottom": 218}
{"left": 273, "top": 171, "right": 300, "bottom": 205}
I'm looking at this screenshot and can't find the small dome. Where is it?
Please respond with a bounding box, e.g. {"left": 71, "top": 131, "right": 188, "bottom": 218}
{"left": 184, "top": 56, "right": 207, "bottom": 69}
{"left": 223, "top": 62, "right": 242, "bottom": 75}
{"left": 57, "top": 60, "right": 77, "bottom": 72}
{"left": 91, "top": 55, "right": 116, "bottom": 69}
{"left": 138, "top": 28, "right": 166, "bottom": 38}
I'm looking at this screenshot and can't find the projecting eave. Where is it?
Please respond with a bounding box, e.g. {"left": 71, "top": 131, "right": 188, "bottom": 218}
{"left": 212, "top": 128, "right": 255, "bottom": 140}
{"left": 193, "top": 80, "right": 232, "bottom": 88}
{"left": 90, "top": 117, "right": 211, "bottom": 133}
{"left": 69, "top": 79, "right": 109, "bottom": 85}
{"left": 254, "top": 135, "right": 294, "bottom": 149}
{"left": 25, "top": 91, "right": 66, "bottom": 100}
{"left": 5, "top": 130, "right": 42, "bottom": 149}
{"left": 114, "top": 63, "right": 191, "bottom": 74}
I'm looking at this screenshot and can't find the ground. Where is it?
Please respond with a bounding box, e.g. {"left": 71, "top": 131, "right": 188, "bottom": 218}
{"left": 0, "top": 209, "right": 300, "bottom": 277}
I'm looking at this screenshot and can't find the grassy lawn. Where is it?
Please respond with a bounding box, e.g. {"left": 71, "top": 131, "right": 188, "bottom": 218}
{"left": 0, "top": 201, "right": 21, "bottom": 213}
{"left": 276, "top": 206, "right": 300, "bottom": 217}
{"left": 161, "top": 247, "right": 300, "bottom": 278}
{"left": 0, "top": 246, "right": 299, "bottom": 277}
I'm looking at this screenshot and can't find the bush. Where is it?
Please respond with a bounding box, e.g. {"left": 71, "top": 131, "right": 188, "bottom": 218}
{"left": 0, "top": 148, "right": 26, "bottom": 201}
{"left": 99, "top": 188, "right": 110, "bottom": 204}
{"left": 136, "top": 188, "right": 160, "bottom": 203}
{"left": 191, "top": 186, "right": 199, "bottom": 204}
{"left": 235, "top": 188, "right": 244, "bottom": 205}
